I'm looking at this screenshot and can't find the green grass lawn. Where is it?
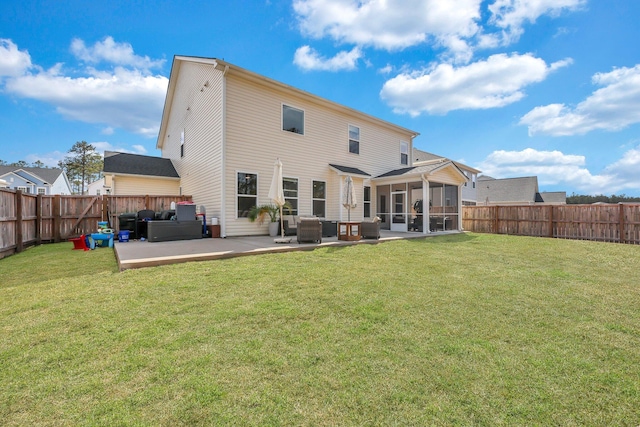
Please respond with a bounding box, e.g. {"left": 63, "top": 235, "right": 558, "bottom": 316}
{"left": 1, "top": 233, "right": 639, "bottom": 426}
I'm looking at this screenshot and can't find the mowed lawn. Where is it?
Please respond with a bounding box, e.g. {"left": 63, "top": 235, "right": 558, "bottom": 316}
{"left": 1, "top": 233, "right": 639, "bottom": 426}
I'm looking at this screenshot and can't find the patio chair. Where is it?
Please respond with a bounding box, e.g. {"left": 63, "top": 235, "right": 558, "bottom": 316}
{"left": 361, "top": 217, "right": 381, "bottom": 239}
{"left": 297, "top": 218, "right": 322, "bottom": 243}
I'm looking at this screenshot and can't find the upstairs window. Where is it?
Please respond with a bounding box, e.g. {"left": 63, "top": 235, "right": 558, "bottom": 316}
{"left": 400, "top": 141, "right": 409, "bottom": 165}
{"left": 348, "top": 125, "right": 360, "bottom": 154}
{"left": 283, "top": 105, "right": 304, "bottom": 135}
{"left": 283, "top": 177, "right": 299, "bottom": 215}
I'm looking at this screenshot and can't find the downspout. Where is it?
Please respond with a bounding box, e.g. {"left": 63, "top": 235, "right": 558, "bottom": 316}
{"left": 421, "top": 174, "right": 429, "bottom": 234}
{"left": 220, "top": 64, "right": 229, "bottom": 237}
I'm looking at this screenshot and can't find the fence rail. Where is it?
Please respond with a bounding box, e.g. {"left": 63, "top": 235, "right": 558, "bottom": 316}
{"left": 462, "top": 204, "right": 640, "bottom": 244}
{"left": 0, "top": 188, "right": 191, "bottom": 259}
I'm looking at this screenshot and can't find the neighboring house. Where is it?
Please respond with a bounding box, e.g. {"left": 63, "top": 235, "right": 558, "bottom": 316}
{"left": 413, "top": 148, "right": 481, "bottom": 205}
{"left": 102, "top": 151, "right": 180, "bottom": 196}
{"left": 155, "top": 56, "right": 468, "bottom": 237}
{"left": 476, "top": 175, "right": 566, "bottom": 205}
{"left": 86, "top": 178, "right": 105, "bottom": 195}
{"left": 0, "top": 166, "right": 72, "bottom": 195}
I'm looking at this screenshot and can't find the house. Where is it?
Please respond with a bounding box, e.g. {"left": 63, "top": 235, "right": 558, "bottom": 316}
{"left": 476, "top": 175, "right": 566, "bottom": 205}
{"left": 413, "top": 148, "right": 481, "bottom": 205}
{"left": 102, "top": 151, "right": 180, "bottom": 195}
{"left": 0, "top": 166, "right": 72, "bottom": 195}
{"left": 156, "top": 56, "right": 468, "bottom": 237}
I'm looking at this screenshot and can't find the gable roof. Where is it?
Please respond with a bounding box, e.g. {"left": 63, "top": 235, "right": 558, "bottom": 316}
{"left": 103, "top": 152, "right": 179, "bottom": 178}
{"left": 413, "top": 148, "right": 481, "bottom": 174}
{"left": 157, "top": 56, "right": 420, "bottom": 150}
{"left": 0, "top": 166, "right": 65, "bottom": 184}
{"left": 374, "top": 160, "right": 467, "bottom": 183}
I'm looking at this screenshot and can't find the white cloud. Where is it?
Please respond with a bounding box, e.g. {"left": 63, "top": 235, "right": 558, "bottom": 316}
{"left": 70, "top": 36, "right": 165, "bottom": 72}
{"left": 293, "top": 45, "right": 362, "bottom": 71}
{"left": 520, "top": 65, "right": 640, "bottom": 136}
{"left": 380, "top": 53, "right": 571, "bottom": 115}
{"left": 2, "top": 38, "right": 168, "bottom": 137}
{"left": 0, "top": 39, "right": 32, "bottom": 77}
{"left": 293, "top": 0, "right": 480, "bottom": 58}
{"left": 292, "top": 0, "right": 585, "bottom": 65}
{"left": 92, "top": 141, "right": 148, "bottom": 155}
{"left": 476, "top": 147, "right": 640, "bottom": 195}
{"left": 488, "top": 0, "right": 586, "bottom": 45}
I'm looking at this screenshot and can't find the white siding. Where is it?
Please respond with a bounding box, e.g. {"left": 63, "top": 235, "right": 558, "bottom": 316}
{"left": 160, "top": 62, "right": 225, "bottom": 225}
{"left": 223, "top": 74, "right": 414, "bottom": 235}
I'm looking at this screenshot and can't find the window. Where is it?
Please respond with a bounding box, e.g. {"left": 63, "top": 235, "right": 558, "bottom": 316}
{"left": 37, "top": 187, "right": 46, "bottom": 195}
{"left": 472, "top": 174, "right": 476, "bottom": 188}
{"left": 96, "top": 189, "right": 101, "bottom": 196}
{"left": 364, "top": 186, "right": 371, "bottom": 217}
{"left": 282, "top": 105, "right": 304, "bottom": 134}
{"left": 348, "top": 125, "right": 360, "bottom": 154}
{"left": 17, "top": 186, "right": 29, "bottom": 193}
{"left": 283, "top": 177, "right": 298, "bottom": 215}
{"left": 180, "top": 130, "right": 185, "bottom": 158}
{"left": 400, "top": 141, "right": 409, "bottom": 165}
{"left": 312, "top": 180, "right": 326, "bottom": 218}
{"left": 237, "top": 172, "right": 257, "bottom": 218}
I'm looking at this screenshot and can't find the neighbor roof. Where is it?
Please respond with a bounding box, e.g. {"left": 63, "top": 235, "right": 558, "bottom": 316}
{"left": 0, "top": 166, "right": 64, "bottom": 184}
{"left": 103, "top": 152, "right": 179, "bottom": 178}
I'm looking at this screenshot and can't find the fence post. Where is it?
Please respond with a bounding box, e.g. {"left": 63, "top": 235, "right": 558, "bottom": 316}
{"left": 53, "top": 195, "right": 61, "bottom": 243}
{"left": 619, "top": 203, "right": 626, "bottom": 244}
{"left": 36, "top": 193, "right": 42, "bottom": 245}
{"left": 493, "top": 205, "right": 499, "bottom": 234}
{"left": 16, "top": 190, "right": 23, "bottom": 253}
{"left": 102, "top": 195, "right": 109, "bottom": 223}
{"left": 548, "top": 205, "right": 554, "bottom": 238}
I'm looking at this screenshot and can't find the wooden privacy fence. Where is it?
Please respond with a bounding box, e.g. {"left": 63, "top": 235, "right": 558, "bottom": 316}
{"left": 463, "top": 204, "right": 640, "bottom": 244}
{"left": 0, "top": 188, "right": 191, "bottom": 259}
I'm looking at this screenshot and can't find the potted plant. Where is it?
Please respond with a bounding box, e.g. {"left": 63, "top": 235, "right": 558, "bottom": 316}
{"left": 248, "top": 203, "right": 292, "bottom": 236}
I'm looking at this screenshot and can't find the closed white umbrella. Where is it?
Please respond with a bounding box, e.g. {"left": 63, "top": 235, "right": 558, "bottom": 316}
{"left": 342, "top": 175, "right": 357, "bottom": 221}
{"left": 268, "top": 158, "right": 286, "bottom": 238}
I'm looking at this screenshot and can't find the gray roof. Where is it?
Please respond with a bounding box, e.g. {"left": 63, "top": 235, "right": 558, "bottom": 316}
{"left": 0, "top": 166, "right": 64, "bottom": 184}
{"left": 375, "top": 161, "right": 466, "bottom": 179}
{"left": 103, "top": 152, "right": 179, "bottom": 178}
{"left": 413, "top": 148, "right": 442, "bottom": 163}
{"left": 476, "top": 176, "right": 539, "bottom": 204}
{"left": 539, "top": 191, "right": 567, "bottom": 204}
{"left": 328, "top": 164, "right": 371, "bottom": 177}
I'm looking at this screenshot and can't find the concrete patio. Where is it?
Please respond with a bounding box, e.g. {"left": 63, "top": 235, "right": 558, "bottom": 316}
{"left": 114, "top": 230, "right": 461, "bottom": 270}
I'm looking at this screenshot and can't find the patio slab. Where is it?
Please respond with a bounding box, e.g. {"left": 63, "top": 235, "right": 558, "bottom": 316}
{"left": 114, "top": 230, "right": 461, "bottom": 270}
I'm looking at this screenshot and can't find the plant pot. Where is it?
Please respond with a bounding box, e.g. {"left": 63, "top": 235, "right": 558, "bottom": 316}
{"left": 268, "top": 222, "right": 279, "bottom": 237}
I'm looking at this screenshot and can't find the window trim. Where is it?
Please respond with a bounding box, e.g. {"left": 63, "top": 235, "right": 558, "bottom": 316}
{"left": 236, "top": 171, "right": 258, "bottom": 219}
{"left": 37, "top": 187, "right": 46, "bottom": 195}
{"left": 282, "top": 104, "right": 305, "bottom": 135}
{"left": 348, "top": 124, "right": 360, "bottom": 155}
{"left": 312, "top": 179, "right": 326, "bottom": 218}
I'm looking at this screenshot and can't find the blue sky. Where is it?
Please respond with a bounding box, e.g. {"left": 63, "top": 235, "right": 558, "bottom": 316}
{"left": 1, "top": 0, "right": 639, "bottom": 196}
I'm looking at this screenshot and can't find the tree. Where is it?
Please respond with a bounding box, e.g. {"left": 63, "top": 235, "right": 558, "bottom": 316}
{"left": 31, "top": 160, "right": 45, "bottom": 168}
{"left": 59, "top": 141, "right": 103, "bottom": 194}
